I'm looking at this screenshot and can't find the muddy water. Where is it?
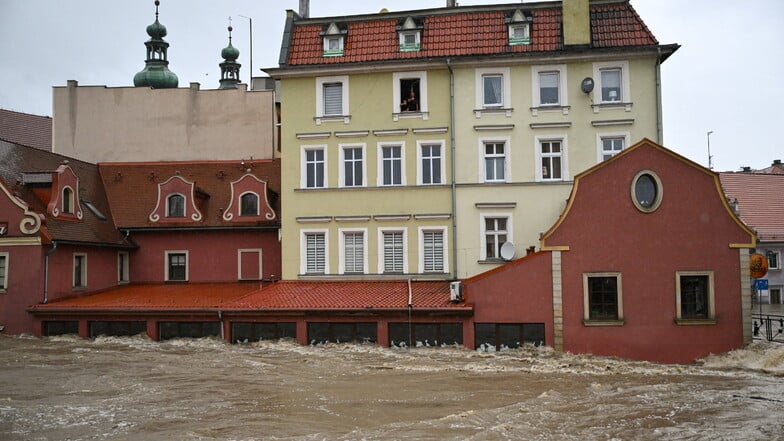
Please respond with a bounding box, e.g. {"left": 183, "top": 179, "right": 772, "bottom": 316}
{"left": 1, "top": 335, "right": 783, "bottom": 440}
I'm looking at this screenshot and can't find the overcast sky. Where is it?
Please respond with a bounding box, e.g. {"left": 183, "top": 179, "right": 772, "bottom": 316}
{"left": 0, "top": 0, "right": 781, "bottom": 171}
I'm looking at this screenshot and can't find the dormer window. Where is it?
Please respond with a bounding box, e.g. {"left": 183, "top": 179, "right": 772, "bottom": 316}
{"left": 167, "top": 194, "right": 185, "bottom": 217}
{"left": 62, "top": 187, "right": 74, "bottom": 214}
{"left": 507, "top": 9, "right": 532, "bottom": 46}
{"left": 397, "top": 17, "right": 422, "bottom": 52}
{"left": 321, "top": 22, "right": 346, "bottom": 57}
{"left": 240, "top": 192, "right": 259, "bottom": 216}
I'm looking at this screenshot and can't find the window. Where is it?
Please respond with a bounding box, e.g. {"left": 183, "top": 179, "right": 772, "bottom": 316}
{"left": 676, "top": 271, "right": 715, "bottom": 322}
{"left": 421, "top": 229, "right": 446, "bottom": 273}
{"left": 381, "top": 230, "right": 405, "bottom": 273}
{"left": 166, "top": 251, "right": 188, "bottom": 282}
{"left": 631, "top": 170, "right": 663, "bottom": 213}
{"left": 508, "top": 23, "right": 530, "bottom": 45}
{"left": 118, "top": 251, "right": 129, "bottom": 284}
{"left": 483, "top": 217, "right": 508, "bottom": 260}
{"left": 240, "top": 193, "right": 259, "bottom": 216}
{"left": 302, "top": 147, "right": 326, "bottom": 189}
{"left": 340, "top": 145, "right": 365, "bottom": 187}
{"left": 0, "top": 253, "right": 8, "bottom": 291}
{"left": 483, "top": 141, "right": 507, "bottom": 183}
{"left": 303, "top": 231, "right": 327, "bottom": 274}
{"left": 583, "top": 273, "right": 623, "bottom": 324}
{"left": 322, "top": 22, "right": 345, "bottom": 57}
{"left": 393, "top": 72, "right": 428, "bottom": 115}
{"left": 315, "top": 76, "right": 349, "bottom": 119}
{"left": 767, "top": 251, "right": 781, "bottom": 270}
{"left": 340, "top": 230, "right": 366, "bottom": 274}
{"left": 399, "top": 31, "right": 420, "bottom": 52}
{"left": 167, "top": 194, "right": 185, "bottom": 217}
{"left": 419, "top": 142, "right": 443, "bottom": 185}
{"left": 73, "top": 253, "right": 87, "bottom": 288}
{"left": 597, "top": 133, "right": 629, "bottom": 161}
{"left": 379, "top": 144, "right": 405, "bottom": 186}
{"left": 532, "top": 65, "right": 567, "bottom": 108}
{"left": 537, "top": 138, "right": 566, "bottom": 181}
{"left": 475, "top": 68, "right": 510, "bottom": 110}
{"left": 62, "top": 187, "right": 74, "bottom": 214}
{"left": 593, "top": 61, "right": 630, "bottom": 106}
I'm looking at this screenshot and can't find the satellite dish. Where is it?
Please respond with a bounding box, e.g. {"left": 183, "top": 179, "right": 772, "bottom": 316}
{"left": 581, "top": 77, "right": 595, "bottom": 94}
{"left": 500, "top": 241, "right": 516, "bottom": 261}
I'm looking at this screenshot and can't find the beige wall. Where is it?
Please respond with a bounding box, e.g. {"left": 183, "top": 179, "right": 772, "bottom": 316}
{"left": 53, "top": 81, "right": 275, "bottom": 162}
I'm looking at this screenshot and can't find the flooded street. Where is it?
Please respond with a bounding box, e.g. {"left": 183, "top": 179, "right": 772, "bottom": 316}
{"left": 1, "top": 335, "right": 783, "bottom": 440}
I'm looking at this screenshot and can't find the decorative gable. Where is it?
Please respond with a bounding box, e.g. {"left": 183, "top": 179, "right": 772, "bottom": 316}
{"left": 506, "top": 9, "right": 532, "bottom": 46}
{"left": 48, "top": 164, "right": 83, "bottom": 221}
{"left": 321, "top": 22, "right": 346, "bottom": 57}
{"left": 397, "top": 17, "right": 422, "bottom": 52}
{"left": 148, "top": 174, "right": 204, "bottom": 223}
{"left": 0, "top": 180, "right": 43, "bottom": 235}
{"left": 222, "top": 174, "right": 277, "bottom": 222}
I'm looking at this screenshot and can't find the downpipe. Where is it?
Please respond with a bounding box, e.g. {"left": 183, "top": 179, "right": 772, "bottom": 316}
{"left": 43, "top": 242, "right": 58, "bottom": 304}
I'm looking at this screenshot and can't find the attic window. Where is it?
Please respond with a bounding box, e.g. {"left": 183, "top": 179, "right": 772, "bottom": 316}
{"left": 167, "top": 194, "right": 186, "bottom": 217}
{"left": 398, "top": 17, "right": 422, "bottom": 52}
{"left": 62, "top": 187, "right": 74, "bottom": 214}
{"left": 507, "top": 9, "right": 532, "bottom": 46}
{"left": 321, "top": 22, "right": 345, "bottom": 57}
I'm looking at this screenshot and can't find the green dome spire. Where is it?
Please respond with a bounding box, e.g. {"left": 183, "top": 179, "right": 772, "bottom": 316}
{"left": 219, "top": 24, "right": 242, "bottom": 90}
{"left": 134, "top": 0, "right": 178, "bottom": 89}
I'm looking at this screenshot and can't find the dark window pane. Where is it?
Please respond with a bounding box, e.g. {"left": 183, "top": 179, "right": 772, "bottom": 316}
{"left": 681, "top": 275, "right": 709, "bottom": 319}
{"left": 635, "top": 174, "right": 658, "bottom": 209}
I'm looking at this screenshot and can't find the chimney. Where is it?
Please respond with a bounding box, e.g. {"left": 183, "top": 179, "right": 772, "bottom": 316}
{"left": 741, "top": 166, "right": 752, "bottom": 173}
{"left": 299, "top": 0, "right": 309, "bottom": 18}
{"left": 562, "top": 0, "right": 590, "bottom": 46}
{"left": 774, "top": 159, "right": 782, "bottom": 166}
{"left": 447, "top": 0, "right": 457, "bottom": 7}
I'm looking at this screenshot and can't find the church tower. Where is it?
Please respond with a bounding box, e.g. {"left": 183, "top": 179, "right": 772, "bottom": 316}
{"left": 219, "top": 24, "right": 241, "bottom": 90}
{"left": 133, "top": 0, "right": 179, "bottom": 88}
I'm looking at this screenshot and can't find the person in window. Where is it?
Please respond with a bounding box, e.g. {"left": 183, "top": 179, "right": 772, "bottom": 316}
{"left": 400, "top": 89, "right": 419, "bottom": 112}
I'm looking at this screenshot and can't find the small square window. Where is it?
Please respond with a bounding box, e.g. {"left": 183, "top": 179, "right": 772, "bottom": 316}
{"left": 166, "top": 252, "right": 188, "bottom": 282}
{"left": 601, "top": 137, "right": 625, "bottom": 160}
{"left": 399, "top": 31, "right": 421, "bottom": 52}
{"left": 323, "top": 36, "right": 344, "bottom": 57}
{"left": 583, "top": 273, "right": 623, "bottom": 324}
{"left": 509, "top": 23, "right": 530, "bottom": 45}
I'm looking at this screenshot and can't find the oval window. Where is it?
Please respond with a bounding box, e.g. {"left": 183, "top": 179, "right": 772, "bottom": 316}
{"left": 631, "top": 170, "right": 662, "bottom": 212}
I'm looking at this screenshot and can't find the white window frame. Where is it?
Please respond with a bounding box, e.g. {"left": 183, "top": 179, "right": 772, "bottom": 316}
{"left": 300, "top": 229, "right": 329, "bottom": 275}
{"left": 339, "top": 143, "right": 366, "bottom": 188}
{"left": 0, "top": 252, "right": 8, "bottom": 292}
{"left": 582, "top": 272, "right": 624, "bottom": 324}
{"left": 300, "top": 145, "right": 328, "bottom": 189}
{"left": 479, "top": 137, "right": 511, "bottom": 183}
{"left": 377, "top": 142, "right": 406, "bottom": 187}
{"left": 596, "top": 132, "right": 630, "bottom": 162}
{"left": 399, "top": 30, "right": 421, "bottom": 52}
{"left": 675, "top": 271, "right": 716, "bottom": 323}
{"left": 117, "top": 251, "right": 129, "bottom": 284}
{"left": 767, "top": 250, "right": 781, "bottom": 270}
{"left": 164, "top": 250, "right": 189, "bottom": 282}
{"left": 315, "top": 75, "right": 349, "bottom": 118}
{"left": 593, "top": 60, "right": 631, "bottom": 105}
{"left": 532, "top": 65, "right": 568, "bottom": 108}
{"left": 392, "top": 71, "right": 428, "bottom": 114}
{"left": 419, "top": 226, "right": 449, "bottom": 274}
{"left": 479, "top": 213, "right": 512, "bottom": 261}
{"left": 508, "top": 23, "right": 530, "bottom": 45}
{"left": 378, "top": 228, "right": 408, "bottom": 274}
{"left": 535, "top": 135, "right": 569, "bottom": 182}
{"left": 339, "top": 228, "right": 368, "bottom": 275}
{"left": 323, "top": 35, "right": 344, "bottom": 57}
{"left": 237, "top": 248, "right": 263, "bottom": 281}
{"left": 475, "top": 67, "right": 511, "bottom": 110}
{"left": 416, "top": 140, "right": 445, "bottom": 185}
{"left": 73, "top": 253, "right": 87, "bottom": 288}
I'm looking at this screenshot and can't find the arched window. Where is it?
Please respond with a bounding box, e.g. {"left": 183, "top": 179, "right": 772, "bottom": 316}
{"left": 167, "top": 194, "right": 185, "bottom": 217}
{"left": 62, "top": 187, "right": 74, "bottom": 214}
{"left": 240, "top": 192, "right": 259, "bottom": 216}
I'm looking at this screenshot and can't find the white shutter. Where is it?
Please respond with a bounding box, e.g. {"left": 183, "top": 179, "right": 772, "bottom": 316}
{"left": 323, "top": 82, "right": 343, "bottom": 115}
{"left": 344, "top": 232, "right": 364, "bottom": 273}
{"left": 306, "top": 233, "right": 325, "bottom": 273}
{"left": 383, "top": 232, "right": 404, "bottom": 273}
{"left": 423, "top": 231, "right": 444, "bottom": 272}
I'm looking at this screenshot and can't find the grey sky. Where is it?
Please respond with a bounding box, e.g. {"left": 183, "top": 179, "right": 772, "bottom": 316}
{"left": 0, "top": 0, "right": 781, "bottom": 171}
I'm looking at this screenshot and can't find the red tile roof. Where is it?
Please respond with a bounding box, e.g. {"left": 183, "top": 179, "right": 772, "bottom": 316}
{"left": 0, "top": 108, "right": 52, "bottom": 152}
{"left": 30, "top": 280, "right": 471, "bottom": 313}
{"left": 283, "top": 1, "right": 662, "bottom": 67}
{"left": 99, "top": 160, "right": 280, "bottom": 229}
{"left": 720, "top": 173, "right": 784, "bottom": 242}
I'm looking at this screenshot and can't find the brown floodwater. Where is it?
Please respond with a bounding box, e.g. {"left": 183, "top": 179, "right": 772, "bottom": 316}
{"left": 1, "top": 334, "right": 783, "bottom": 440}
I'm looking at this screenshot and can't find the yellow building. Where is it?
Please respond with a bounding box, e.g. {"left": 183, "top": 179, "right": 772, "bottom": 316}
{"left": 266, "top": 0, "right": 678, "bottom": 280}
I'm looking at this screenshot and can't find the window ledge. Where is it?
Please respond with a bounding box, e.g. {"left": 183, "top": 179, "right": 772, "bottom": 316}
{"left": 474, "top": 107, "right": 513, "bottom": 118}
{"left": 530, "top": 105, "right": 570, "bottom": 116}
{"left": 393, "top": 111, "right": 429, "bottom": 122}
{"left": 315, "top": 115, "right": 351, "bottom": 125}
{"left": 592, "top": 102, "right": 633, "bottom": 113}
{"left": 72, "top": 287, "right": 88, "bottom": 291}
{"left": 674, "top": 318, "right": 717, "bottom": 326}
{"left": 478, "top": 259, "right": 506, "bottom": 265}
{"left": 583, "top": 319, "right": 624, "bottom": 327}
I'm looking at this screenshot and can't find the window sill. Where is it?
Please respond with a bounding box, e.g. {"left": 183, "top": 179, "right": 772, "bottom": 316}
{"left": 674, "top": 318, "right": 717, "bottom": 326}
{"left": 478, "top": 259, "right": 506, "bottom": 265}
{"left": 393, "top": 111, "right": 429, "bottom": 122}
{"left": 583, "top": 319, "right": 624, "bottom": 327}
{"left": 591, "top": 102, "right": 633, "bottom": 113}
{"left": 315, "top": 115, "right": 351, "bottom": 125}
{"left": 530, "top": 105, "right": 570, "bottom": 116}
{"left": 474, "top": 107, "right": 513, "bottom": 118}
{"left": 72, "top": 286, "right": 88, "bottom": 291}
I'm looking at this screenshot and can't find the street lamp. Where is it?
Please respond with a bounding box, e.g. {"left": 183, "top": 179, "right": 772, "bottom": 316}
{"left": 706, "top": 130, "right": 714, "bottom": 170}
{"left": 238, "top": 14, "right": 253, "bottom": 89}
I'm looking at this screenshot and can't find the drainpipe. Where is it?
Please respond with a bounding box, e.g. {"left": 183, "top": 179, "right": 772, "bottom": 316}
{"left": 655, "top": 47, "right": 663, "bottom": 144}
{"left": 407, "top": 278, "right": 413, "bottom": 348}
{"left": 43, "top": 242, "right": 58, "bottom": 304}
{"left": 447, "top": 58, "right": 458, "bottom": 279}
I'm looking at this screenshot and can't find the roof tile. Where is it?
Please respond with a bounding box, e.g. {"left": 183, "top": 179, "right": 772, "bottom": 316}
{"left": 720, "top": 173, "right": 784, "bottom": 242}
